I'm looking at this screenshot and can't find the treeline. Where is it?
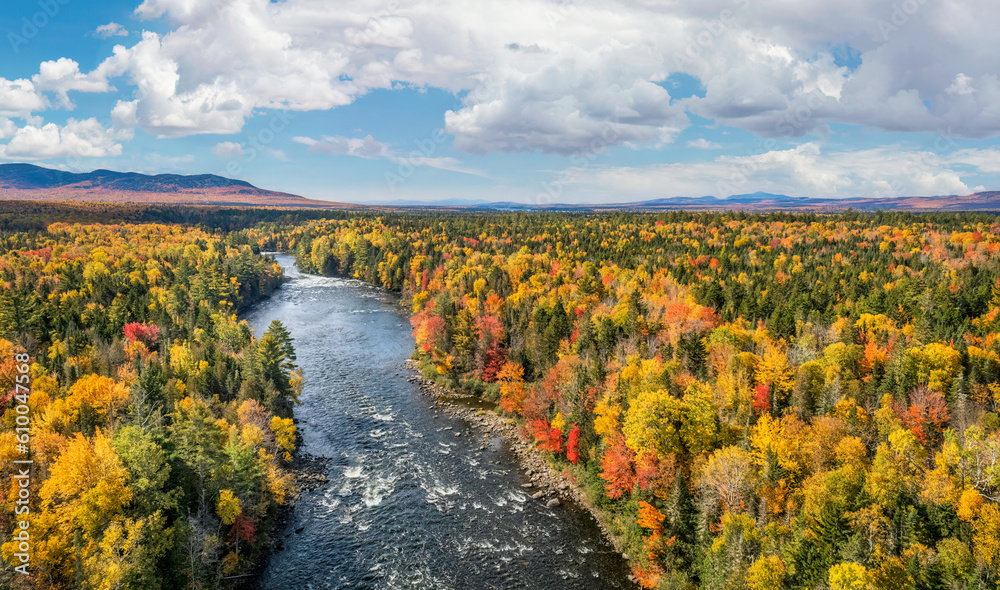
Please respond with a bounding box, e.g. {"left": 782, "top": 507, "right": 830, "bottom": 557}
{"left": 274, "top": 211, "right": 1000, "bottom": 590}
{"left": 0, "top": 200, "right": 354, "bottom": 233}
{"left": 0, "top": 222, "right": 301, "bottom": 589}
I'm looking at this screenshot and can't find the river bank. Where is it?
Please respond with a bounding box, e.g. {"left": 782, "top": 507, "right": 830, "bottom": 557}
{"left": 405, "top": 360, "right": 633, "bottom": 567}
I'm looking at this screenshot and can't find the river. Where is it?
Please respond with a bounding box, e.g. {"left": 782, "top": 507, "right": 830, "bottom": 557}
{"left": 245, "top": 254, "right": 635, "bottom": 589}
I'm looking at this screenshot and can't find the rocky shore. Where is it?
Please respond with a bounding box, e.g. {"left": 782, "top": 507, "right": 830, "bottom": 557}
{"left": 404, "top": 360, "right": 629, "bottom": 560}
{"left": 287, "top": 450, "right": 330, "bottom": 497}
{"left": 260, "top": 433, "right": 329, "bottom": 555}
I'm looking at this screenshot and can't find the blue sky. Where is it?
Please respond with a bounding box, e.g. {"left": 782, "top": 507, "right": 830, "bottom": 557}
{"left": 2, "top": 0, "right": 1000, "bottom": 204}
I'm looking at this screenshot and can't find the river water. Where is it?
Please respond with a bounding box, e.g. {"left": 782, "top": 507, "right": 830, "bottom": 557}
{"left": 246, "top": 254, "right": 634, "bottom": 589}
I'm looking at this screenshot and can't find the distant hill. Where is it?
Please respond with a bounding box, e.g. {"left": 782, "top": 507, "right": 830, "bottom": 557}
{"left": 372, "top": 191, "right": 1000, "bottom": 212}
{"left": 0, "top": 163, "right": 350, "bottom": 209}
{"left": 2, "top": 163, "right": 998, "bottom": 212}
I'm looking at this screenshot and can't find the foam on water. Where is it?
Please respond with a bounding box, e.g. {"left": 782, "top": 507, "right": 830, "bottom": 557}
{"left": 362, "top": 473, "right": 397, "bottom": 507}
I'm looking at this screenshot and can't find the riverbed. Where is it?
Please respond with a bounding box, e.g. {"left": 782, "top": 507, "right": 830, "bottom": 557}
{"left": 246, "top": 254, "right": 634, "bottom": 589}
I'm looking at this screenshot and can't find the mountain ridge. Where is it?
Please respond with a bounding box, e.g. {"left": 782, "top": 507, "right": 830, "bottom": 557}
{"left": 0, "top": 163, "right": 349, "bottom": 209}
{"left": 2, "top": 163, "right": 999, "bottom": 212}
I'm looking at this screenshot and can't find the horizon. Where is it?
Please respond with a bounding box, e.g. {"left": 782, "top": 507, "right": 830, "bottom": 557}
{"left": 2, "top": 161, "right": 990, "bottom": 207}
{"left": 2, "top": 1, "right": 1000, "bottom": 204}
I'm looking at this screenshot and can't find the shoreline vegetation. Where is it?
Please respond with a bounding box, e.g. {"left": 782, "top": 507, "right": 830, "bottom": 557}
{"left": 0, "top": 218, "right": 303, "bottom": 589}
{"left": 403, "top": 359, "right": 633, "bottom": 561}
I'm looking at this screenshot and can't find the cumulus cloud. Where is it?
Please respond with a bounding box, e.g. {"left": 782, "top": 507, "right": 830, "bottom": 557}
{"left": 0, "top": 78, "right": 47, "bottom": 117}
{"left": 69, "top": 0, "right": 692, "bottom": 150}
{"left": 0, "top": 118, "right": 123, "bottom": 160}
{"left": 947, "top": 73, "right": 975, "bottom": 96}
{"left": 558, "top": 143, "right": 988, "bottom": 200}
{"left": 94, "top": 22, "right": 129, "bottom": 39}
{"left": 110, "top": 99, "right": 139, "bottom": 140}
{"left": 0, "top": 118, "right": 17, "bottom": 140}
{"left": 12, "top": 0, "right": 1000, "bottom": 155}
{"left": 32, "top": 58, "right": 114, "bottom": 109}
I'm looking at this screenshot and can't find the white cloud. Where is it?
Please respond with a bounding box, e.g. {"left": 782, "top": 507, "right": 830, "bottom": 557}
{"left": 212, "top": 141, "right": 245, "bottom": 158}
{"left": 947, "top": 73, "right": 975, "bottom": 96}
{"left": 0, "top": 118, "right": 17, "bottom": 140}
{"left": 559, "top": 143, "right": 989, "bottom": 200}
{"left": 945, "top": 148, "right": 1000, "bottom": 175}
{"left": 688, "top": 138, "right": 721, "bottom": 149}
{"left": 0, "top": 118, "right": 123, "bottom": 160}
{"left": 0, "top": 78, "right": 47, "bottom": 117}
{"left": 94, "top": 22, "right": 130, "bottom": 39}
{"left": 32, "top": 58, "right": 114, "bottom": 109}
{"left": 110, "top": 99, "right": 139, "bottom": 141}
{"left": 76, "top": 0, "right": 690, "bottom": 151}
{"left": 10, "top": 0, "right": 1000, "bottom": 155}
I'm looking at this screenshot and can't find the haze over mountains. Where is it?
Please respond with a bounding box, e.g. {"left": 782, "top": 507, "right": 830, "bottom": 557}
{"left": 336, "top": 191, "right": 1000, "bottom": 212}
{"left": 2, "top": 163, "right": 1000, "bottom": 212}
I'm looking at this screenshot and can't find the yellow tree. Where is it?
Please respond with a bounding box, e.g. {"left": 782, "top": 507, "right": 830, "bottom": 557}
{"left": 750, "top": 414, "right": 805, "bottom": 482}
{"left": 748, "top": 555, "right": 787, "bottom": 590}
{"left": 681, "top": 381, "right": 718, "bottom": 456}
{"left": 270, "top": 416, "right": 297, "bottom": 462}
{"left": 623, "top": 388, "right": 684, "bottom": 459}
{"left": 216, "top": 489, "right": 241, "bottom": 525}
{"left": 828, "top": 563, "right": 871, "bottom": 590}
{"left": 905, "top": 342, "right": 962, "bottom": 393}
{"left": 83, "top": 512, "right": 171, "bottom": 590}
{"left": 16, "top": 432, "right": 133, "bottom": 582}
{"left": 754, "top": 339, "right": 794, "bottom": 408}
{"left": 973, "top": 503, "right": 1000, "bottom": 574}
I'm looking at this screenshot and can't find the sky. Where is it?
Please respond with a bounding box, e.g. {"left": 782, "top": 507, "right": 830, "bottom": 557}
{"left": 2, "top": 0, "right": 1000, "bottom": 204}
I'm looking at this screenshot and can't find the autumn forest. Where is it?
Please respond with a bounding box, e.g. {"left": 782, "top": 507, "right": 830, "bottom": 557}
{"left": 3, "top": 204, "right": 1000, "bottom": 589}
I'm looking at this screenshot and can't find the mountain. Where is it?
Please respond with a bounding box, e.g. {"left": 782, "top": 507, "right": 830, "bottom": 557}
{"left": 2, "top": 163, "right": 999, "bottom": 212}
{"left": 363, "top": 191, "right": 1000, "bottom": 212}
{"left": 0, "top": 163, "right": 349, "bottom": 209}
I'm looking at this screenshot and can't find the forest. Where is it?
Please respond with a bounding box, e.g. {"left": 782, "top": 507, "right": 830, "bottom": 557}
{"left": 0, "top": 216, "right": 302, "bottom": 589}
{"left": 266, "top": 210, "right": 1000, "bottom": 590}
{"left": 3, "top": 206, "right": 1000, "bottom": 589}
